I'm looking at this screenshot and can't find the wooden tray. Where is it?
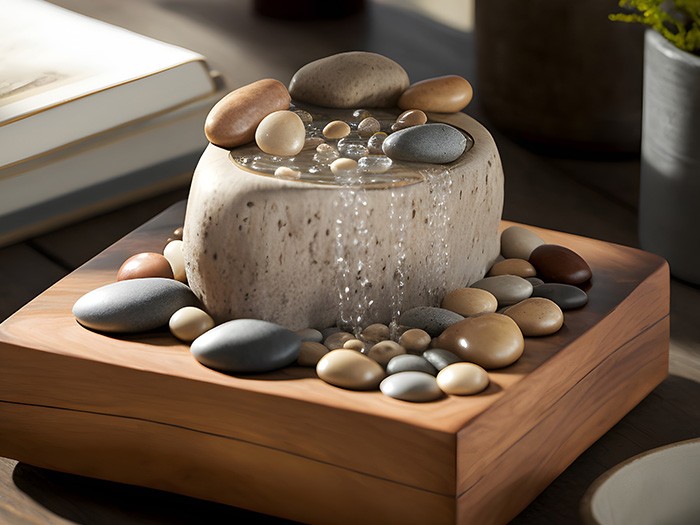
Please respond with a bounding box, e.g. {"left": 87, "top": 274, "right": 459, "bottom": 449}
{"left": 0, "top": 201, "right": 669, "bottom": 524}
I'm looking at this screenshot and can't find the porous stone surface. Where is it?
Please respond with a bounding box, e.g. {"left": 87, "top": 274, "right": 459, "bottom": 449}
{"left": 288, "top": 51, "right": 409, "bottom": 108}
{"left": 184, "top": 112, "right": 503, "bottom": 330}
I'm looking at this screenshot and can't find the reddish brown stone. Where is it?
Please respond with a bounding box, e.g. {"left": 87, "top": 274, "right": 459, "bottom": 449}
{"left": 529, "top": 244, "right": 592, "bottom": 285}
{"left": 117, "top": 252, "right": 174, "bottom": 281}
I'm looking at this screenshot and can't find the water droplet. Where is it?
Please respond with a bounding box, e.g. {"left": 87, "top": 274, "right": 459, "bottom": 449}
{"left": 358, "top": 156, "right": 392, "bottom": 174}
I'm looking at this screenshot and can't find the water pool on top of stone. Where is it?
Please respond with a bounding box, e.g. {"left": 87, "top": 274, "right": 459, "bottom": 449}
{"left": 229, "top": 103, "right": 475, "bottom": 189}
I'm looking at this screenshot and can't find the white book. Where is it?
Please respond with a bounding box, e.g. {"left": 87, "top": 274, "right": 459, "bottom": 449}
{"left": 1, "top": 0, "right": 218, "bottom": 168}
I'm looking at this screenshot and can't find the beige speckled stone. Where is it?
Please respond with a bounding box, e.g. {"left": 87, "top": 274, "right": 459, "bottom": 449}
{"left": 289, "top": 51, "right": 409, "bottom": 108}
{"left": 441, "top": 287, "right": 498, "bottom": 317}
{"left": 316, "top": 349, "right": 385, "bottom": 390}
{"left": 503, "top": 297, "right": 564, "bottom": 336}
{"left": 488, "top": 258, "right": 537, "bottom": 278}
{"left": 183, "top": 112, "right": 504, "bottom": 330}
{"left": 398, "top": 328, "right": 431, "bottom": 354}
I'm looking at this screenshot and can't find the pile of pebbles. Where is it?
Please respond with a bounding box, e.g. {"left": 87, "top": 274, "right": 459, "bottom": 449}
{"left": 72, "top": 225, "right": 592, "bottom": 404}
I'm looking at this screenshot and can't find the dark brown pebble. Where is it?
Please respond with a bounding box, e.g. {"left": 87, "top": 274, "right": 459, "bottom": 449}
{"left": 529, "top": 244, "right": 592, "bottom": 285}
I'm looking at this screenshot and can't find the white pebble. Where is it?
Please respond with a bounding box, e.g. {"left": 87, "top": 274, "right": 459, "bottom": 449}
{"left": 274, "top": 166, "right": 301, "bottom": 179}
{"left": 163, "top": 240, "right": 187, "bottom": 283}
{"left": 169, "top": 306, "right": 215, "bottom": 342}
{"left": 330, "top": 157, "right": 358, "bottom": 176}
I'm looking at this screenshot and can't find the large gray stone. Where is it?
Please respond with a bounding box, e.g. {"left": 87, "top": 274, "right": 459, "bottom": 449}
{"left": 72, "top": 278, "right": 199, "bottom": 333}
{"left": 184, "top": 112, "right": 503, "bottom": 331}
{"left": 191, "top": 319, "right": 301, "bottom": 373}
{"left": 382, "top": 123, "right": 467, "bottom": 164}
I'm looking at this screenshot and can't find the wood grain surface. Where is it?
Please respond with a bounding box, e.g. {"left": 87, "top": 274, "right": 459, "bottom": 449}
{"left": 0, "top": 201, "right": 669, "bottom": 524}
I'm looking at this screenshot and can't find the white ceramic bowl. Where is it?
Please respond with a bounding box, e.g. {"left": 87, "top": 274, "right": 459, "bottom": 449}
{"left": 581, "top": 439, "right": 700, "bottom": 525}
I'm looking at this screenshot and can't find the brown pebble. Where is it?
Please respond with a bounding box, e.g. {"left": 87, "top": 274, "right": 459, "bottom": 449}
{"left": 441, "top": 288, "right": 498, "bottom": 317}
{"left": 367, "top": 340, "right": 406, "bottom": 367}
{"left": 343, "top": 339, "right": 366, "bottom": 351}
{"left": 391, "top": 109, "right": 427, "bottom": 131}
{"left": 433, "top": 313, "right": 524, "bottom": 369}
{"left": 204, "top": 79, "right": 290, "bottom": 149}
{"left": 297, "top": 341, "right": 330, "bottom": 367}
{"left": 323, "top": 120, "right": 351, "bottom": 139}
{"left": 324, "top": 331, "right": 355, "bottom": 349}
{"left": 529, "top": 244, "right": 592, "bottom": 285}
{"left": 398, "top": 75, "right": 473, "bottom": 113}
{"left": 172, "top": 227, "right": 184, "bottom": 240}
{"left": 488, "top": 258, "right": 537, "bottom": 278}
{"left": 117, "top": 252, "right": 174, "bottom": 281}
{"left": 398, "top": 328, "right": 431, "bottom": 354}
{"left": 503, "top": 297, "right": 564, "bottom": 336}
{"left": 361, "top": 323, "right": 390, "bottom": 343}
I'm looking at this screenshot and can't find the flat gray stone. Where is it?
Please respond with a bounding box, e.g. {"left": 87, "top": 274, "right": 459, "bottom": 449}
{"left": 470, "top": 275, "right": 533, "bottom": 306}
{"left": 288, "top": 51, "right": 409, "bottom": 108}
{"left": 73, "top": 277, "right": 199, "bottom": 333}
{"left": 399, "top": 306, "right": 464, "bottom": 337}
{"left": 531, "top": 283, "right": 589, "bottom": 310}
{"left": 526, "top": 277, "right": 545, "bottom": 287}
{"left": 191, "top": 319, "right": 301, "bottom": 373}
{"left": 386, "top": 354, "right": 438, "bottom": 376}
{"left": 382, "top": 123, "right": 467, "bottom": 164}
{"left": 380, "top": 371, "right": 443, "bottom": 402}
{"left": 423, "top": 348, "right": 463, "bottom": 371}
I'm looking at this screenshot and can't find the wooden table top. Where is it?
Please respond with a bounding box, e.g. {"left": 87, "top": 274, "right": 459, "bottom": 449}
{"left": 1, "top": 1, "right": 698, "bottom": 523}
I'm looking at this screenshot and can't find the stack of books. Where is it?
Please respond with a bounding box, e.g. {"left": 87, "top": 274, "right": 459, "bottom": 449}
{"left": 0, "top": 0, "right": 224, "bottom": 246}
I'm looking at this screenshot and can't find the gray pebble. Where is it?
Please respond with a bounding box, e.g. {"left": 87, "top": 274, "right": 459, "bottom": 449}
{"left": 399, "top": 306, "right": 464, "bottom": 337}
{"left": 423, "top": 349, "right": 463, "bottom": 371}
{"left": 386, "top": 354, "right": 438, "bottom": 376}
{"left": 295, "top": 327, "right": 323, "bottom": 343}
{"left": 470, "top": 275, "right": 533, "bottom": 306}
{"left": 526, "top": 277, "right": 545, "bottom": 287}
{"left": 531, "top": 283, "right": 589, "bottom": 310}
{"left": 380, "top": 371, "right": 443, "bottom": 402}
{"left": 382, "top": 123, "right": 467, "bottom": 164}
{"left": 72, "top": 277, "right": 199, "bottom": 333}
{"left": 191, "top": 319, "right": 301, "bottom": 373}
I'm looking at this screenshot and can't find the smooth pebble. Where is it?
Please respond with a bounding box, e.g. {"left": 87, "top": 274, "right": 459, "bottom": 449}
{"left": 380, "top": 371, "right": 443, "bottom": 402}
{"left": 531, "top": 283, "right": 589, "bottom": 310}
{"left": 289, "top": 52, "right": 409, "bottom": 108}
{"left": 399, "top": 306, "right": 465, "bottom": 337}
{"left": 163, "top": 240, "right": 187, "bottom": 283}
{"left": 117, "top": 252, "right": 173, "bottom": 281}
{"left": 191, "top": 319, "right": 300, "bottom": 373}
{"left": 433, "top": 313, "right": 525, "bottom": 369}
{"left": 323, "top": 120, "right": 351, "bottom": 139}
{"left": 436, "top": 362, "right": 489, "bottom": 395}
{"left": 391, "top": 109, "right": 427, "bottom": 131}
{"left": 204, "top": 79, "right": 291, "bottom": 148}
{"left": 297, "top": 341, "right": 329, "bottom": 367}
{"left": 500, "top": 226, "right": 545, "bottom": 260}
{"left": 386, "top": 354, "right": 438, "bottom": 376}
{"left": 324, "top": 331, "right": 355, "bottom": 349}
{"left": 503, "top": 297, "right": 564, "bottom": 337}
{"left": 398, "top": 75, "right": 473, "bottom": 113}
{"left": 343, "top": 338, "right": 366, "bottom": 351}
{"left": 73, "top": 278, "right": 199, "bottom": 333}
{"left": 529, "top": 244, "right": 592, "bottom": 285}
{"left": 295, "top": 327, "right": 323, "bottom": 342}
{"left": 169, "top": 306, "right": 215, "bottom": 342}
{"left": 526, "top": 277, "right": 545, "bottom": 287}
{"left": 255, "top": 110, "right": 305, "bottom": 156}
{"left": 316, "top": 349, "right": 385, "bottom": 390}
{"left": 441, "top": 287, "right": 498, "bottom": 317}
{"left": 367, "top": 340, "right": 406, "bottom": 367}
{"left": 398, "top": 328, "right": 432, "bottom": 354}
{"left": 330, "top": 157, "right": 358, "bottom": 176}
{"left": 357, "top": 117, "right": 381, "bottom": 137}
{"left": 361, "top": 323, "right": 390, "bottom": 343}
{"left": 423, "top": 348, "right": 462, "bottom": 371}
{"left": 470, "top": 275, "right": 533, "bottom": 306}
{"left": 488, "top": 258, "right": 537, "bottom": 278}
{"left": 382, "top": 123, "right": 466, "bottom": 164}
{"left": 274, "top": 166, "right": 301, "bottom": 179}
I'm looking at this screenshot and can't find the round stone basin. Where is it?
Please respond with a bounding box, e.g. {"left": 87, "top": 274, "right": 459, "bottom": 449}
{"left": 183, "top": 110, "right": 503, "bottom": 331}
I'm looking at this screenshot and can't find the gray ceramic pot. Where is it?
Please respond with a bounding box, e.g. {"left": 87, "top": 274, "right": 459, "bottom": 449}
{"left": 640, "top": 30, "right": 700, "bottom": 284}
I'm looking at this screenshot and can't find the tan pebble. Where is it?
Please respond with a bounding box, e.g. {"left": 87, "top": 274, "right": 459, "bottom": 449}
{"left": 323, "top": 120, "right": 351, "bottom": 139}
{"left": 255, "top": 110, "right": 305, "bottom": 156}
{"left": 316, "top": 349, "right": 385, "bottom": 390}
{"left": 163, "top": 240, "right": 187, "bottom": 283}
{"left": 503, "top": 297, "right": 564, "bottom": 337}
{"left": 172, "top": 227, "right": 184, "bottom": 240}
{"left": 398, "top": 328, "right": 431, "bottom": 354}
{"left": 398, "top": 75, "right": 473, "bottom": 113}
{"left": 274, "top": 166, "right": 301, "bottom": 179}
{"left": 436, "top": 362, "right": 489, "bottom": 395}
{"left": 302, "top": 136, "right": 325, "bottom": 150}
{"left": 361, "top": 323, "right": 390, "bottom": 343}
{"left": 343, "top": 338, "right": 366, "bottom": 351}
{"left": 357, "top": 117, "right": 381, "bottom": 137}
{"left": 441, "top": 288, "right": 498, "bottom": 317}
{"left": 391, "top": 109, "right": 428, "bottom": 131}
{"left": 330, "top": 157, "right": 358, "bottom": 176}
{"left": 205, "top": 79, "right": 290, "bottom": 149}
{"left": 324, "top": 331, "right": 355, "bottom": 349}
{"left": 500, "top": 226, "right": 545, "bottom": 260}
{"left": 367, "top": 340, "right": 406, "bottom": 367}
{"left": 433, "top": 313, "right": 524, "bottom": 369}
{"left": 169, "top": 306, "right": 214, "bottom": 343}
{"left": 297, "top": 341, "right": 329, "bottom": 367}
{"left": 117, "top": 252, "right": 173, "bottom": 281}
{"left": 488, "top": 258, "right": 537, "bottom": 278}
